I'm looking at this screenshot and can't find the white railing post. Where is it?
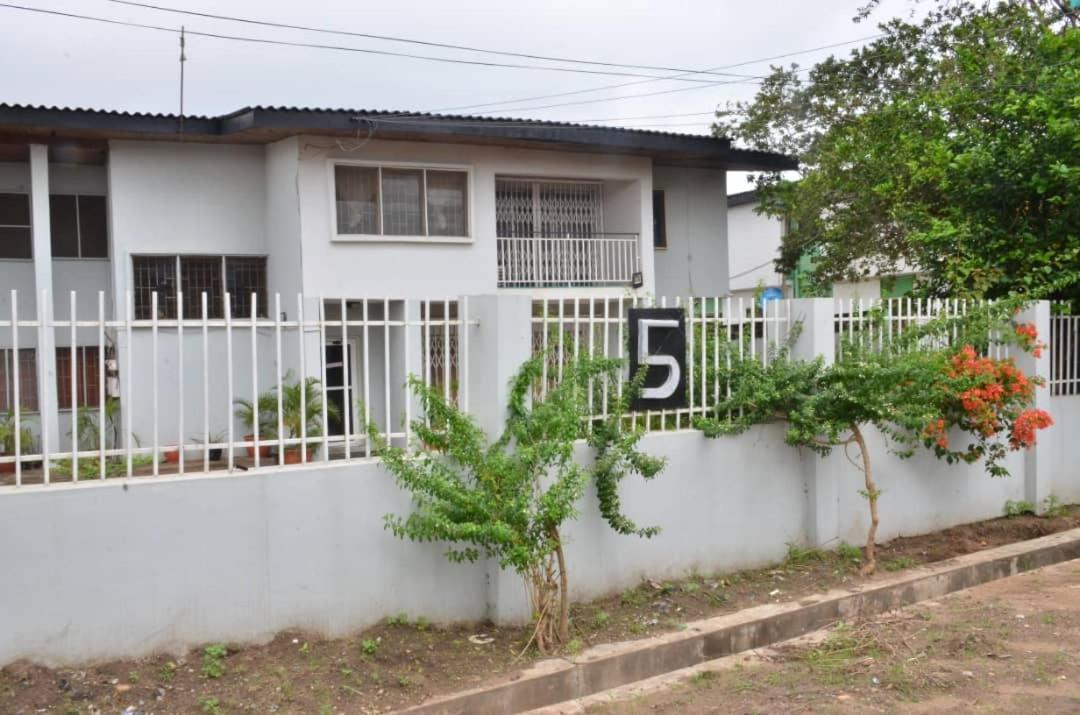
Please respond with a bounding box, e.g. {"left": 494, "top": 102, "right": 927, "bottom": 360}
{"left": 1016, "top": 301, "right": 1054, "bottom": 510}
{"left": 10, "top": 290, "right": 21, "bottom": 486}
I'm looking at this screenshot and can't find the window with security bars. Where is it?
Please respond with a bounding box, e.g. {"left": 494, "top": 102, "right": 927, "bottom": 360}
{"left": 0, "top": 193, "right": 32, "bottom": 259}
{"left": 334, "top": 164, "right": 469, "bottom": 239}
{"left": 495, "top": 178, "right": 603, "bottom": 238}
{"left": 56, "top": 346, "right": 101, "bottom": 409}
{"left": 420, "top": 301, "right": 459, "bottom": 404}
{"left": 133, "top": 255, "right": 268, "bottom": 319}
{"left": 0, "top": 348, "right": 38, "bottom": 412}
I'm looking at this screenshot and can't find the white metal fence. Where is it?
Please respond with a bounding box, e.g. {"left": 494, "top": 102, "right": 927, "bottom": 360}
{"left": 0, "top": 290, "right": 469, "bottom": 487}
{"left": 1051, "top": 309, "right": 1080, "bottom": 397}
{"left": 530, "top": 296, "right": 793, "bottom": 432}
{"left": 834, "top": 297, "right": 1012, "bottom": 359}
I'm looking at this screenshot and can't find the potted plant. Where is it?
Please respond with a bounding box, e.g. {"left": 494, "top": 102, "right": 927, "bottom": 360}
{"left": 0, "top": 409, "right": 34, "bottom": 474}
{"left": 233, "top": 396, "right": 273, "bottom": 459}
{"left": 190, "top": 431, "right": 227, "bottom": 462}
{"left": 269, "top": 373, "right": 338, "bottom": 464}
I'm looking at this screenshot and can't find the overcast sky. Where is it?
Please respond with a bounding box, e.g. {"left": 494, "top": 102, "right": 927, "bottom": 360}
{"left": 0, "top": 0, "right": 915, "bottom": 190}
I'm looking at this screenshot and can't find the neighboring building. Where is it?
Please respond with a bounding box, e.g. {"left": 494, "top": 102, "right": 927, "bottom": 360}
{"left": 726, "top": 189, "right": 915, "bottom": 303}
{"left": 0, "top": 104, "right": 794, "bottom": 447}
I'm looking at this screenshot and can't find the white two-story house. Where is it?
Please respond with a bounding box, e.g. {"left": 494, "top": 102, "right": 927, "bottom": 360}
{"left": 0, "top": 104, "right": 794, "bottom": 467}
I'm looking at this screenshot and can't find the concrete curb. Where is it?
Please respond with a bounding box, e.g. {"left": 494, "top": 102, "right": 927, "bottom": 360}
{"left": 401, "top": 527, "right": 1080, "bottom": 715}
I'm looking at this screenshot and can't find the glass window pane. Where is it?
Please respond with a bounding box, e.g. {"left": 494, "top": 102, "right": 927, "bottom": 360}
{"left": 0, "top": 193, "right": 30, "bottom": 226}
{"left": 381, "top": 169, "right": 424, "bottom": 236}
{"left": 49, "top": 195, "right": 79, "bottom": 257}
{"left": 426, "top": 171, "right": 468, "bottom": 237}
{"left": 78, "top": 196, "right": 108, "bottom": 258}
{"left": 0, "top": 348, "right": 38, "bottom": 412}
{"left": 652, "top": 190, "right": 667, "bottom": 248}
{"left": 335, "top": 165, "right": 379, "bottom": 234}
{"left": 225, "top": 256, "right": 268, "bottom": 318}
{"left": 180, "top": 256, "right": 223, "bottom": 319}
{"left": 132, "top": 256, "right": 177, "bottom": 319}
{"left": 0, "top": 227, "right": 32, "bottom": 259}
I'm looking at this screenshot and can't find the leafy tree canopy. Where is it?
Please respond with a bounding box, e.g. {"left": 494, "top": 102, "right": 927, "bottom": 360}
{"left": 715, "top": 1, "right": 1080, "bottom": 301}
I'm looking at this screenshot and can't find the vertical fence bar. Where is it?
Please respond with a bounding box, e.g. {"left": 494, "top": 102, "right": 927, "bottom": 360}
{"left": 403, "top": 298, "right": 412, "bottom": 447}
{"left": 297, "top": 293, "right": 308, "bottom": 463}
{"left": 361, "top": 298, "right": 370, "bottom": 458}
{"left": 616, "top": 296, "right": 624, "bottom": 413}
{"left": 442, "top": 299, "right": 451, "bottom": 407}
{"left": 225, "top": 292, "right": 235, "bottom": 472}
{"left": 557, "top": 299, "right": 565, "bottom": 382}
{"left": 461, "top": 296, "right": 470, "bottom": 414}
{"left": 601, "top": 298, "right": 610, "bottom": 418}
{"left": 251, "top": 293, "right": 260, "bottom": 470}
{"left": 383, "top": 298, "right": 391, "bottom": 445}
{"left": 177, "top": 291, "right": 185, "bottom": 476}
{"left": 423, "top": 299, "right": 431, "bottom": 428}
{"left": 541, "top": 299, "right": 549, "bottom": 399}
{"left": 275, "top": 294, "right": 284, "bottom": 467}
{"left": 124, "top": 291, "right": 133, "bottom": 478}
{"left": 587, "top": 297, "right": 595, "bottom": 423}
{"left": 150, "top": 292, "right": 160, "bottom": 477}
{"left": 342, "top": 298, "right": 352, "bottom": 461}
{"left": 319, "top": 297, "right": 329, "bottom": 463}
{"left": 10, "top": 291, "right": 20, "bottom": 486}
{"left": 201, "top": 292, "right": 209, "bottom": 473}
{"left": 69, "top": 291, "right": 78, "bottom": 481}
{"left": 97, "top": 291, "right": 106, "bottom": 479}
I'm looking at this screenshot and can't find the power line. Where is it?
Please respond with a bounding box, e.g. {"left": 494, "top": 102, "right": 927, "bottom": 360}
{"left": 413, "top": 36, "right": 883, "bottom": 116}
{"left": 0, "top": 2, "right": 748, "bottom": 83}
{"left": 101, "top": 0, "right": 765, "bottom": 81}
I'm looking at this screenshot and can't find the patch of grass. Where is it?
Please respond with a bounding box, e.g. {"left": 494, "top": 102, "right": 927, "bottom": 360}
{"left": 567, "top": 638, "right": 584, "bottom": 656}
{"left": 318, "top": 704, "right": 333, "bottom": 715}
{"left": 414, "top": 616, "right": 430, "bottom": 631}
{"left": 157, "top": 661, "right": 177, "bottom": 682}
{"left": 882, "top": 556, "right": 919, "bottom": 572}
{"left": 397, "top": 675, "right": 412, "bottom": 689}
{"left": 1004, "top": 499, "right": 1036, "bottom": 517}
{"left": 1042, "top": 494, "right": 1067, "bottom": 517}
{"left": 785, "top": 543, "right": 827, "bottom": 567}
{"left": 707, "top": 591, "right": 729, "bottom": 607}
{"left": 628, "top": 622, "right": 645, "bottom": 635}
{"left": 689, "top": 669, "right": 717, "bottom": 687}
{"left": 836, "top": 541, "right": 863, "bottom": 568}
{"left": 680, "top": 581, "right": 701, "bottom": 594}
{"left": 620, "top": 587, "right": 646, "bottom": 607}
{"left": 361, "top": 638, "right": 379, "bottom": 656}
{"left": 803, "top": 622, "right": 878, "bottom": 686}
{"left": 593, "top": 610, "right": 611, "bottom": 628}
{"left": 386, "top": 612, "right": 408, "bottom": 627}
{"left": 201, "top": 644, "right": 228, "bottom": 680}
{"left": 199, "top": 697, "right": 222, "bottom": 715}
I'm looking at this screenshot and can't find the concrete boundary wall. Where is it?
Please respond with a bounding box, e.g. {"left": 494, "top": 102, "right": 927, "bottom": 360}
{"left": 0, "top": 297, "right": 1077, "bottom": 667}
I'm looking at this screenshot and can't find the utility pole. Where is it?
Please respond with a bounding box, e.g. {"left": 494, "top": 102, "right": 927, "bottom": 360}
{"left": 179, "top": 25, "right": 186, "bottom": 135}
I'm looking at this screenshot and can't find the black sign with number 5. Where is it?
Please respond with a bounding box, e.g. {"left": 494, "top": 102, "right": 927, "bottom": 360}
{"left": 627, "top": 307, "right": 687, "bottom": 410}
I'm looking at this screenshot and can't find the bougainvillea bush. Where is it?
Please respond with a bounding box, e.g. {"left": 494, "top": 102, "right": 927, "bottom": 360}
{"left": 696, "top": 304, "right": 1052, "bottom": 574}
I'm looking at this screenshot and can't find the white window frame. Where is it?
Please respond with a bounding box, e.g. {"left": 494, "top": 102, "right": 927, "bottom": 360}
{"left": 328, "top": 159, "right": 474, "bottom": 244}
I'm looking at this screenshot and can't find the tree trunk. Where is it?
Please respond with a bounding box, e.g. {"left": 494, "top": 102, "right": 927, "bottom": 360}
{"left": 551, "top": 526, "right": 570, "bottom": 646}
{"left": 851, "top": 424, "right": 879, "bottom": 575}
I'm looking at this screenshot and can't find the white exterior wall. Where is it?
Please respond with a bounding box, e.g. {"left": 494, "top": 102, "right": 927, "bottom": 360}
{"left": 1049, "top": 396, "right": 1080, "bottom": 504}
{"left": 652, "top": 166, "right": 728, "bottom": 297}
{"left": 295, "top": 138, "right": 655, "bottom": 300}
{"left": 3, "top": 418, "right": 1075, "bottom": 667}
{"left": 727, "top": 202, "right": 785, "bottom": 299}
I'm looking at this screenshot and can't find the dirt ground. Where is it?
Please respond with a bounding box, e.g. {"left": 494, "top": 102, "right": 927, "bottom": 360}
{"left": 590, "top": 558, "right": 1080, "bottom": 714}
{"left": 1, "top": 506, "right": 1078, "bottom": 714}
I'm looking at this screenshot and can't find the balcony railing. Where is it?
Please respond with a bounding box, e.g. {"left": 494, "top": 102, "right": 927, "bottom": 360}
{"left": 496, "top": 234, "right": 640, "bottom": 288}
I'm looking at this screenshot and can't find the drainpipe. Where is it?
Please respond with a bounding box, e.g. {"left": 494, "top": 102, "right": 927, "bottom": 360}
{"left": 29, "top": 144, "right": 60, "bottom": 460}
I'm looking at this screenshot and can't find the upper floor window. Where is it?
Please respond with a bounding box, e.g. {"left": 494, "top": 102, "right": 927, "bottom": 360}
{"left": 0, "top": 193, "right": 32, "bottom": 259}
{"left": 652, "top": 190, "right": 667, "bottom": 249}
{"left": 0, "top": 193, "right": 109, "bottom": 259}
{"left": 50, "top": 194, "right": 108, "bottom": 258}
{"left": 333, "top": 163, "right": 469, "bottom": 240}
{"left": 132, "top": 255, "right": 268, "bottom": 320}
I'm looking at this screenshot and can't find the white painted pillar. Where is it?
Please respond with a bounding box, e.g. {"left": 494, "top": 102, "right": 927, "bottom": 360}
{"left": 463, "top": 293, "right": 535, "bottom": 625}
{"left": 29, "top": 144, "right": 60, "bottom": 450}
{"left": 787, "top": 298, "right": 840, "bottom": 548}
{"left": 1014, "top": 301, "right": 1054, "bottom": 511}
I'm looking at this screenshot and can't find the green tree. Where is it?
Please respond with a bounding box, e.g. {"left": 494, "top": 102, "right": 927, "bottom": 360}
{"left": 715, "top": 1, "right": 1080, "bottom": 301}
{"left": 372, "top": 351, "right": 664, "bottom": 654}
{"left": 696, "top": 303, "right": 1051, "bottom": 574}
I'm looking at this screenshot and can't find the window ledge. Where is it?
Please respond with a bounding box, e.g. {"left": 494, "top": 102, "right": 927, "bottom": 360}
{"left": 331, "top": 235, "right": 474, "bottom": 245}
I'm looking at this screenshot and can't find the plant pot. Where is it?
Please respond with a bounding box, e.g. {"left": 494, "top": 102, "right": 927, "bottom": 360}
{"left": 244, "top": 434, "right": 272, "bottom": 459}
{"left": 0, "top": 460, "right": 14, "bottom": 474}
{"left": 283, "top": 446, "right": 315, "bottom": 465}
{"left": 163, "top": 447, "right": 180, "bottom": 464}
